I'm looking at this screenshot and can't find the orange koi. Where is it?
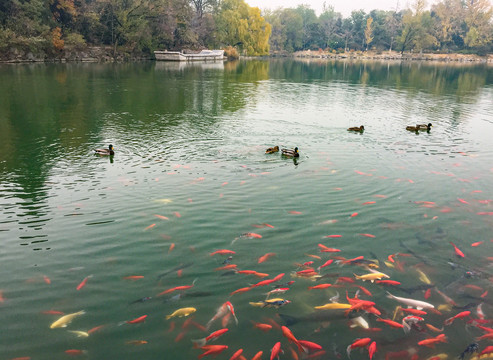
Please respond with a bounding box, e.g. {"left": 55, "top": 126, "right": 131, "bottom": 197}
{"left": 318, "top": 244, "right": 341, "bottom": 253}
{"left": 400, "top": 308, "right": 427, "bottom": 316}
{"left": 258, "top": 252, "right": 276, "bottom": 263}
{"left": 157, "top": 281, "right": 196, "bottom": 297}
{"left": 76, "top": 275, "right": 92, "bottom": 291}
{"left": 230, "top": 287, "right": 251, "bottom": 296}
{"left": 281, "top": 326, "right": 304, "bottom": 353}
{"left": 424, "top": 288, "right": 431, "bottom": 299}
{"left": 263, "top": 223, "right": 275, "bottom": 228}
{"left": 144, "top": 223, "right": 156, "bottom": 231}
{"left": 350, "top": 212, "right": 358, "bottom": 217}
{"left": 324, "top": 234, "right": 342, "bottom": 238}
{"left": 43, "top": 275, "right": 51, "bottom": 284}
{"left": 457, "top": 198, "right": 469, "bottom": 204}
{"left": 418, "top": 334, "right": 447, "bottom": 347}
{"left": 215, "top": 264, "right": 238, "bottom": 271}
{"left": 358, "top": 233, "right": 375, "bottom": 238}
{"left": 355, "top": 285, "right": 372, "bottom": 297}
{"left": 471, "top": 241, "right": 483, "bottom": 247}
{"left": 210, "top": 249, "right": 236, "bottom": 256}
{"left": 243, "top": 232, "right": 262, "bottom": 239}
{"left": 425, "top": 324, "right": 444, "bottom": 333}
{"left": 192, "top": 328, "right": 229, "bottom": 348}
{"left": 317, "top": 259, "right": 334, "bottom": 271}
{"left": 376, "top": 318, "right": 404, "bottom": 329}
{"left": 387, "top": 255, "right": 395, "bottom": 263}
{"left": 375, "top": 280, "right": 400, "bottom": 286}
{"left": 308, "top": 284, "right": 332, "bottom": 290}
{"left": 481, "top": 346, "right": 493, "bottom": 356}
{"left": 123, "top": 275, "right": 144, "bottom": 280}
{"left": 306, "top": 254, "right": 322, "bottom": 260}
{"left": 169, "top": 243, "right": 175, "bottom": 253}
{"left": 362, "top": 201, "right": 376, "bottom": 205}
{"left": 450, "top": 242, "right": 465, "bottom": 258}
{"left": 154, "top": 214, "right": 169, "bottom": 220}
{"left": 288, "top": 211, "right": 302, "bottom": 215}
{"left": 251, "top": 321, "right": 272, "bottom": 332}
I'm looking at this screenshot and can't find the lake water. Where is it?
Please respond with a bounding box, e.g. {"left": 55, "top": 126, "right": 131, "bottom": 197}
{"left": 1, "top": 59, "right": 493, "bottom": 360}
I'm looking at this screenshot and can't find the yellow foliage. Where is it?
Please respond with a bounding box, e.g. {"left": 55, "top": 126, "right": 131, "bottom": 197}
{"left": 51, "top": 27, "right": 64, "bottom": 51}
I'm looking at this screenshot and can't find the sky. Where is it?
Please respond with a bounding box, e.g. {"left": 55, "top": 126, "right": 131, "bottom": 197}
{"left": 245, "top": 0, "right": 414, "bottom": 16}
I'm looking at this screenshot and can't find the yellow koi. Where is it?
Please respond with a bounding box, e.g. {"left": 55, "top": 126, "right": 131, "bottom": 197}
{"left": 416, "top": 268, "right": 431, "bottom": 284}
{"left": 165, "top": 307, "right": 196, "bottom": 320}
{"left": 50, "top": 310, "right": 85, "bottom": 329}
{"left": 68, "top": 330, "right": 89, "bottom": 337}
{"left": 354, "top": 272, "right": 389, "bottom": 282}
{"left": 314, "top": 303, "right": 352, "bottom": 310}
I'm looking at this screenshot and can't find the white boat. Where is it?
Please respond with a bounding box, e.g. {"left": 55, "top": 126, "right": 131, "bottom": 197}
{"left": 154, "top": 49, "right": 225, "bottom": 62}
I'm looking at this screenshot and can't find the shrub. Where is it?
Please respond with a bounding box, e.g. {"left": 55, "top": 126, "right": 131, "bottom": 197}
{"left": 223, "top": 45, "right": 239, "bottom": 59}
{"left": 64, "top": 33, "right": 86, "bottom": 50}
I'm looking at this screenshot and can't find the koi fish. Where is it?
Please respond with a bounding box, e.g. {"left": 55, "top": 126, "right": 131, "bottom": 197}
{"left": 251, "top": 321, "right": 272, "bottom": 332}
{"left": 199, "top": 345, "right": 228, "bottom": 359}
{"left": 250, "top": 299, "right": 291, "bottom": 308}
{"left": 471, "top": 241, "right": 483, "bottom": 247}
{"left": 87, "top": 325, "right": 105, "bottom": 334}
{"left": 450, "top": 242, "right": 465, "bottom": 258}
{"left": 64, "top": 349, "right": 86, "bottom": 355}
{"left": 157, "top": 279, "right": 197, "bottom": 296}
{"left": 318, "top": 244, "right": 341, "bottom": 253}
{"left": 230, "top": 287, "right": 251, "bottom": 296}
{"left": 252, "top": 351, "right": 263, "bottom": 360}
{"left": 375, "top": 280, "right": 401, "bottom": 286}
{"left": 76, "top": 275, "right": 93, "bottom": 290}
{"left": 376, "top": 318, "right": 404, "bottom": 329}
{"left": 298, "top": 340, "right": 323, "bottom": 352}
{"left": 308, "top": 284, "right": 332, "bottom": 290}
{"left": 126, "top": 340, "right": 148, "bottom": 345}
{"left": 288, "top": 210, "right": 302, "bottom": 215}
{"left": 192, "top": 328, "right": 229, "bottom": 348}
{"left": 123, "top": 275, "right": 144, "bottom": 280}
{"left": 41, "top": 310, "right": 65, "bottom": 315}
{"left": 215, "top": 264, "right": 237, "bottom": 271}
{"left": 346, "top": 338, "right": 371, "bottom": 358}
{"left": 154, "top": 214, "right": 169, "bottom": 220}
{"left": 144, "top": 223, "right": 156, "bottom": 231}
{"left": 459, "top": 343, "right": 479, "bottom": 359}
{"left": 444, "top": 311, "right": 470, "bottom": 325}
{"left": 359, "top": 233, "right": 375, "bottom": 238}
{"left": 251, "top": 274, "right": 284, "bottom": 288}
{"left": 324, "top": 234, "right": 342, "bottom": 238}
{"left": 210, "top": 249, "right": 236, "bottom": 256}
{"left": 230, "top": 349, "right": 243, "bottom": 360}
{"left": 50, "top": 310, "right": 85, "bottom": 329}
{"left": 68, "top": 330, "right": 89, "bottom": 337}
{"left": 354, "top": 272, "right": 389, "bottom": 282}
{"left": 386, "top": 292, "right": 434, "bottom": 310}
{"left": 43, "top": 275, "right": 51, "bottom": 284}
{"left": 166, "top": 307, "right": 196, "bottom": 320}
{"left": 258, "top": 253, "right": 276, "bottom": 263}
{"left": 270, "top": 342, "right": 282, "bottom": 360}
{"left": 368, "top": 341, "right": 377, "bottom": 360}
{"left": 242, "top": 232, "right": 262, "bottom": 239}
{"left": 168, "top": 243, "right": 175, "bottom": 253}
{"left": 125, "top": 315, "right": 147, "bottom": 324}
{"left": 317, "top": 259, "right": 334, "bottom": 271}
{"left": 314, "top": 303, "right": 351, "bottom": 310}
{"left": 418, "top": 334, "right": 447, "bottom": 347}
{"left": 281, "top": 326, "right": 304, "bottom": 352}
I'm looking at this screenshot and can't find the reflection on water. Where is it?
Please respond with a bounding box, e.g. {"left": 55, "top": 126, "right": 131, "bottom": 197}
{"left": 0, "top": 60, "right": 492, "bottom": 360}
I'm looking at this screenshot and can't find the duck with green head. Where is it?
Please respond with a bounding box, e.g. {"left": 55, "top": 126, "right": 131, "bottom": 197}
{"left": 94, "top": 144, "right": 114, "bottom": 156}
{"left": 281, "top": 147, "right": 299, "bottom": 158}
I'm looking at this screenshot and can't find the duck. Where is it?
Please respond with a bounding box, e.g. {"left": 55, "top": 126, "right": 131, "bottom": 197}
{"left": 417, "top": 123, "right": 433, "bottom": 130}
{"left": 265, "top": 146, "right": 279, "bottom": 154}
{"left": 281, "top": 147, "right": 299, "bottom": 158}
{"left": 94, "top": 144, "right": 114, "bottom": 156}
{"left": 348, "top": 125, "right": 364, "bottom": 132}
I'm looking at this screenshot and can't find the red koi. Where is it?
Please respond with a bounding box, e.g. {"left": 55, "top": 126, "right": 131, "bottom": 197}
{"left": 444, "top": 311, "right": 470, "bottom": 325}
{"left": 400, "top": 308, "right": 427, "bottom": 316}
{"left": 317, "top": 259, "right": 333, "bottom": 271}
{"left": 157, "top": 280, "right": 196, "bottom": 296}
{"left": 375, "top": 280, "right": 400, "bottom": 286}
{"left": 230, "top": 349, "right": 243, "bottom": 360}
{"left": 343, "top": 256, "right": 365, "bottom": 264}
{"left": 424, "top": 288, "right": 432, "bottom": 299}
{"left": 230, "top": 287, "right": 251, "bottom": 296}
{"left": 263, "top": 223, "right": 274, "bottom": 228}
{"left": 258, "top": 253, "right": 276, "bottom": 263}
{"left": 368, "top": 341, "right": 377, "bottom": 360}
{"left": 126, "top": 315, "right": 147, "bottom": 324}
{"left": 477, "top": 333, "right": 493, "bottom": 341}
{"left": 43, "top": 275, "right": 51, "bottom": 284}
{"left": 481, "top": 290, "right": 488, "bottom": 298}
{"left": 215, "top": 264, "right": 237, "bottom": 271}
{"left": 318, "top": 244, "right": 341, "bottom": 253}
{"left": 324, "top": 234, "right": 342, "bottom": 238}
{"left": 355, "top": 285, "right": 372, "bottom": 297}
{"left": 298, "top": 340, "right": 323, "bottom": 352}
{"left": 346, "top": 338, "right": 371, "bottom": 358}
{"left": 251, "top": 351, "right": 263, "bottom": 360}
{"left": 76, "top": 275, "right": 92, "bottom": 291}
{"left": 336, "top": 277, "right": 355, "bottom": 284}
{"left": 270, "top": 342, "right": 282, "bottom": 360}
{"left": 471, "top": 241, "right": 483, "bottom": 247}
{"left": 362, "top": 201, "right": 376, "bottom": 205}
{"left": 210, "top": 249, "right": 236, "bottom": 256}
{"left": 450, "top": 242, "right": 465, "bottom": 258}
{"left": 154, "top": 214, "right": 169, "bottom": 220}
{"left": 243, "top": 232, "right": 262, "bottom": 239}
{"left": 308, "top": 284, "right": 332, "bottom": 290}
{"left": 65, "top": 349, "right": 85, "bottom": 356}
{"left": 123, "top": 275, "right": 144, "bottom": 280}
{"left": 350, "top": 212, "right": 358, "bottom": 217}
{"left": 199, "top": 345, "right": 228, "bottom": 359}
{"left": 418, "top": 333, "right": 447, "bottom": 347}
{"left": 281, "top": 326, "right": 304, "bottom": 353}
{"left": 359, "top": 233, "right": 375, "bottom": 238}
{"left": 169, "top": 243, "right": 175, "bottom": 253}
{"left": 480, "top": 346, "right": 493, "bottom": 356}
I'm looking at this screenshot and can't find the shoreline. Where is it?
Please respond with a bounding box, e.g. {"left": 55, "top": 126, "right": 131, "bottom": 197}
{"left": 1, "top": 47, "right": 492, "bottom": 64}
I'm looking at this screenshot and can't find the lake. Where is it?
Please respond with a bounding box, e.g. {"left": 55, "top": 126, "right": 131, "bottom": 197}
{"left": 1, "top": 59, "right": 493, "bottom": 360}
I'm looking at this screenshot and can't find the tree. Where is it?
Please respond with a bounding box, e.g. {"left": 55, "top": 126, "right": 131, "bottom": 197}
{"left": 319, "top": 5, "right": 341, "bottom": 49}
{"left": 364, "top": 16, "right": 373, "bottom": 50}
{"left": 398, "top": 0, "right": 437, "bottom": 54}
{"left": 464, "top": 0, "right": 493, "bottom": 49}
{"left": 431, "top": 0, "right": 464, "bottom": 50}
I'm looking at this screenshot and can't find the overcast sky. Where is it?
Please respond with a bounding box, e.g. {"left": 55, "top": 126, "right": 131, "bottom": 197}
{"left": 245, "top": 0, "right": 423, "bottom": 16}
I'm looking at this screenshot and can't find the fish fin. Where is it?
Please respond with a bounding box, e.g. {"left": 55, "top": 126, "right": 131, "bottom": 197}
{"left": 386, "top": 291, "right": 394, "bottom": 299}
{"left": 416, "top": 307, "right": 423, "bottom": 310}
{"left": 346, "top": 345, "right": 352, "bottom": 359}
{"left": 191, "top": 338, "right": 206, "bottom": 348}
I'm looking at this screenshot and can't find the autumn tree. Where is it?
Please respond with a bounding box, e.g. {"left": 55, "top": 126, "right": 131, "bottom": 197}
{"left": 364, "top": 16, "right": 373, "bottom": 50}
{"left": 464, "top": 0, "right": 493, "bottom": 49}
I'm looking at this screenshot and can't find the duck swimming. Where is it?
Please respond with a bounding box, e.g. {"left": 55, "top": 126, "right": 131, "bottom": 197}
{"left": 347, "top": 126, "right": 364, "bottom": 132}
{"left": 94, "top": 144, "right": 114, "bottom": 156}
{"left": 265, "top": 146, "right": 279, "bottom": 154}
{"left": 406, "top": 123, "right": 432, "bottom": 132}
{"left": 281, "top": 147, "right": 299, "bottom": 158}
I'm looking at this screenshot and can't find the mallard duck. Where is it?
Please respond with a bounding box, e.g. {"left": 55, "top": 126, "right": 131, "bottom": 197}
{"left": 94, "top": 144, "right": 114, "bottom": 156}
{"left": 265, "top": 146, "right": 279, "bottom": 154}
{"left": 406, "top": 125, "right": 420, "bottom": 132}
{"left": 348, "top": 125, "right": 364, "bottom": 132}
{"left": 281, "top": 147, "right": 299, "bottom": 158}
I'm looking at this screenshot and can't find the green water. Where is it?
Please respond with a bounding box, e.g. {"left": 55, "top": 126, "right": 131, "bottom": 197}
{"left": 1, "top": 59, "right": 493, "bottom": 360}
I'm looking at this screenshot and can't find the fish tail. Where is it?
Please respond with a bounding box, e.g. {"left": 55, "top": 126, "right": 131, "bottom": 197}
{"left": 386, "top": 291, "right": 394, "bottom": 299}
{"left": 346, "top": 345, "right": 352, "bottom": 359}
{"left": 191, "top": 338, "right": 206, "bottom": 348}
{"left": 165, "top": 315, "right": 172, "bottom": 320}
